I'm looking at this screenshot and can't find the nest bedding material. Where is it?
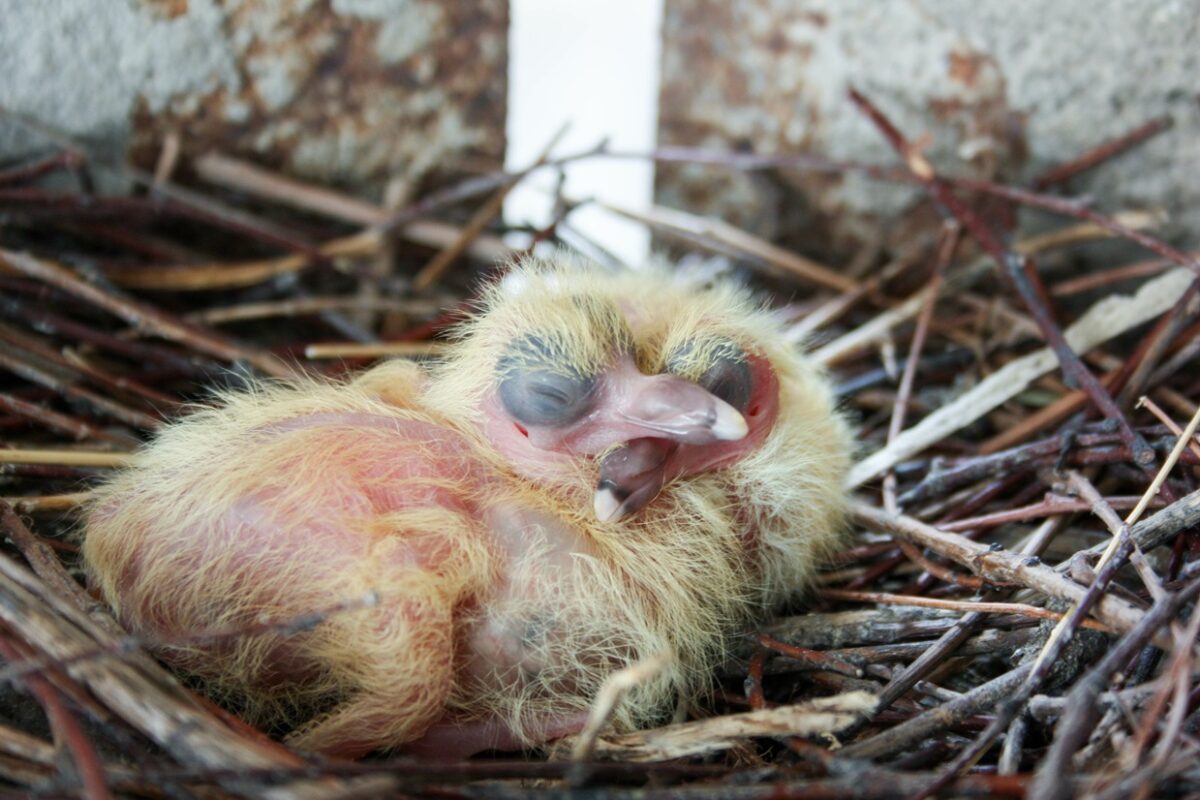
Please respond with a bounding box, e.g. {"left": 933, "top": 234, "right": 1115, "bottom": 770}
{"left": 0, "top": 97, "right": 1199, "bottom": 799}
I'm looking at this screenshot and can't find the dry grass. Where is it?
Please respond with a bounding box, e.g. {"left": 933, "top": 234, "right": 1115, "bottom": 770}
{"left": 0, "top": 96, "right": 1198, "bottom": 799}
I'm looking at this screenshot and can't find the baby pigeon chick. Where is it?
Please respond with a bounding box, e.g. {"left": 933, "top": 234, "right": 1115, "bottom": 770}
{"left": 82, "top": 256, "right": 851, "bottom": 758}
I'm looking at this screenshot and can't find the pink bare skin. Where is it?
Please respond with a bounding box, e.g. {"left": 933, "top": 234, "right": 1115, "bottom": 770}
{"left": 82, "top": 262, "right": 852, "bottom": 760}
{"left": 86, "top": 352, "right": 775, "bottom": 758}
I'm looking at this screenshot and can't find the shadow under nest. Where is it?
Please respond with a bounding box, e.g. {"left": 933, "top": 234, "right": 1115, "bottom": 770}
{"left": 0, "top": 99, "right": 1198, "bottom": 800}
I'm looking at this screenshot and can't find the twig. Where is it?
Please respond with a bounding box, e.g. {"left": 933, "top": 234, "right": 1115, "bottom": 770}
{"left": 413, "top": 123, "right": 568, "bottom": 291}
{"left": 847, "top": 87, "right": 1156, "bottom": 472}
{"left": 302, "top": 341, "right": 449, "bottom": 360}
{"left": 883, "top": 223, "right": 958, "bottom": 513}
{"left": 601, "top": 142, "right": 1200, "bottom": 274}
{"left": 939, "top": 493, "right": 1158, "bottom": 532}
{"left": 850, "top": 500, "right": 1172, "bottom": 649}
{"left": 753, "top": 634, "right": 864, "bottom": 678}
{"left": 1029, "top": 578, "right": 1200, "bottom": 800}
{"left": 3, "top": 493, "right": 92, "bottom": 513}
{"left": 0, "top": 346, "right": 162, "bottom": 430}
{"left": 1051, "top": 258, "right": 1171, "bottom": 297}
{"left": 0, "top": 151, "right": 84, "bottom": 186}
{"left": 0, "top": 548, "right": 394, "bottom": 799}
{"left": 838, "top": 663, "right": 1033, "bottom": 761}
{"left": 1064, "top": 471, "right": 1164, "bottom": 600}
{"left": 847, "top": 267, "right": 1193, "bottom": 486}
{"left": 566, "top": 692, "right": 876, "bottom": 763}
{"left": 0, "top": 449, "right": 132, "bottom": 468}
{"left": 0, "top": 249, "right": 296, "bottom": 379}
{"left": 599, "top": 201, "right": 855, "bottom": 292}
{"left": 1139, "top": 396, "right": 1200, "bottom": 461}
{"left": 0, "top": 392, "right": 135, "bottom": 446}
{"left": 1124, "top": 398, "right": 1200, "bottom": 526}
{"left": 0, "top": 107, "right": 323, "bottom": 257}
{"left": 0, "top": 319, "right": 174, "bottom": 412}
{"left": 822, "top": 589, "right": 1113, "bottom": 633}
{"left": 908, "top": 436, "right": 1197, "bottom": 797}
{"left": 1031, "top": 116, "right": 1173, "bottom": 189}
{"left": 0, "top": 295, "right": 208, "bottom": 380}
{"left": 0, "top": 591, "right": 381, "bottom": 688}
{"left": 569, "top": 651, "right": 674, "bottom": 780}
{"left": 1076, "top": 486, "right": 1200, "bottom": 560}
{"left": 195, "top": 150, "right": 513, "bottom": 257}
{"left": 0, "top": 632, "right": 113, "bottom": 800}
{"left": 187, "top": 296, "right": 442, "bottom": 326}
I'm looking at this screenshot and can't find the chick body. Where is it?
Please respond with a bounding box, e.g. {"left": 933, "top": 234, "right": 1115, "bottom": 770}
{"left": 82, "top": 258, "right": 851, "bottom": 757}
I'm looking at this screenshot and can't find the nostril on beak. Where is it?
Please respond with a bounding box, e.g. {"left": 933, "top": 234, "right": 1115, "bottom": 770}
{"left": 618, "top": 374, "right": 749, "bottom": 445}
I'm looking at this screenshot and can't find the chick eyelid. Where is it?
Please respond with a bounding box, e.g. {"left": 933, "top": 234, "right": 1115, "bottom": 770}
{"left": 665, "top": 339, "right": 753, "bottom": 412}
{"left": 497, "top": 335, "right": 598, "bottom": 427}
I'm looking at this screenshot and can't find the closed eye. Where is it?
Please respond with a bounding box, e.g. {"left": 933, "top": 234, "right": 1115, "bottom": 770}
{"left": 665, "top": 338, "right": 753, "bottom": 412}
{"left": 497, "top": 335, "right": 597, "bottom": 427}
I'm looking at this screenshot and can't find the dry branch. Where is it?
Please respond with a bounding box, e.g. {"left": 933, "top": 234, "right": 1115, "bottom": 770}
{"left": 0, "top": 91, "right": 1196, "bottom": 799}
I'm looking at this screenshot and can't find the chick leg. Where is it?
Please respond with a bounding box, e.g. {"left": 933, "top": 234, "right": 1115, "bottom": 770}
{"left": 287, "top": 580, "right": 457, "bottom": 758}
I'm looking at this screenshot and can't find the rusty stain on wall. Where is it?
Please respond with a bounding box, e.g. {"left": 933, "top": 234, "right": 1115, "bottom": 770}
{"left": 655, "top": 0, "right": 1029, "bottom": 261}
{"left": 0, "top": 1, "right": 507, "bottom": 198}
{"left": 658, "top": 1, "right": 1200, "bottom": 259}
{"left": 124, "top": 0, "right": 509, "bottom": 197}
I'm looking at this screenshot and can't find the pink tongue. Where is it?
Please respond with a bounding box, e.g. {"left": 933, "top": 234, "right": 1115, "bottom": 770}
{"left": 594, "top": 438, "right": 676, "bottom": 522}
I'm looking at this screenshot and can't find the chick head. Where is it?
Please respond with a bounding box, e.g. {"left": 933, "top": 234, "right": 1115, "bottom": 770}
{"left": 427, "top": 255, "right": 852, "bottom": 587}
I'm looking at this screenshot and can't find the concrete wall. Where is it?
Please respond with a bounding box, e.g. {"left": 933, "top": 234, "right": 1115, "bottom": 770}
{"left": 656, "top": 0, "right": 1200, "bottom": 257}
{"left": 0, "top": 0, "right": 508, "bottom": 197}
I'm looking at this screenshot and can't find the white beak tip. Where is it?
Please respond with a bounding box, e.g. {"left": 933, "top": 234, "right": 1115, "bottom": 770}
{"left": 593, "top": 487, "right": 626, "bottom": 523}
{"left": 711, "top": 404, "right": 749, "bottom": 441}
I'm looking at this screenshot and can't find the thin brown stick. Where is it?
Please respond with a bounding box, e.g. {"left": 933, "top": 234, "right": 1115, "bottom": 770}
{"left": 0, "top": 150, "right": 84, "bottom": 186}
{"left": 0, "top": 346, "right": 161, "bottom": 431}
{"left": 848, "top": 267, "right": 1192, "bottom": 485}
{"left": 0, "top": 632, "right": 113, "bottom": 800}
{"left": 1124, "top": 399, "right": 1200, "bottom": 526}
{"left": 413, "top": 124, "right": 568, "bottom": 291}
{"left": 821, "top": 588, "right": 1113, "bottom": 633}
{"left": 194, "top": 149, "right": 514, "bottom": 260}
{"left": 753, "top": 634, "right": 864, "bottom": 678}
{"left": 1031, "top": 116, "right": 1173, "bottom": 189}
{"left": 939, "top": 493, "right": 1157, "bottom": 532}
{"left": 3, "top": 493, "right": 92, "bottom": 513}
{"left": 883, "top": 223, "right": 958, "bottom": 514}
{"left": 302, "top": 341, "right": 449, "bottom": 360}
{"left": 838, "top": 663, "right": 1033, "bottom": 761}
{"left": 1139, "top": 396, "right": 1200, "bottom": 461}
{"left": 1051, "top": 259, "right": 1171, "bottom": 297}
{"left": 187, "top": 296, "right": 443, "bottom": 326}
{"left": 1064, "top": 470, "right": 1164, "bottom": 601}
{"left": 0, "top": 319, "right": 174, "bottom": 412}
{"left": 847, "top": 87, "right": 1156, "bottom": 471}
{"left": 0, "top": 249, "right": 296, "bottom": 379}
{"left": 0, "top": 449, "right": 132, "bottom": 468}
{"left": 1030, "top": 579, "right": 1200, "bottom": 800}
{"left": 603, "top": 142, "right": 1200, "bottom": 275}
{"left": 850, "top": 500, "right": 1171, "bottom": 649}
{"left": 0, "top": 392, "right": 134, "bottom": 446}
{"left": 600, "top": 200, "right": 856, "bottom": 292}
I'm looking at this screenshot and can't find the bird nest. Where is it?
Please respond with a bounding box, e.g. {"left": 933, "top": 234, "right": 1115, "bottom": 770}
{"left": 0, "top": 96, "right": 1198, "bottom": 800}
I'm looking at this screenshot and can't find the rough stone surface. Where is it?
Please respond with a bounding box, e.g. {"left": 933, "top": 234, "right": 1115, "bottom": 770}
{"left": 656, "top": 0, "right": 1200, "bottom": 256}
{"left": 0, "top": 0, "right": 508, "bottom": 197}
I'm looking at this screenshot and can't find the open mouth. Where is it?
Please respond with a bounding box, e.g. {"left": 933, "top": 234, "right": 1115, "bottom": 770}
{"left": 593, "top": 437, "right": 676, "bottom": 522}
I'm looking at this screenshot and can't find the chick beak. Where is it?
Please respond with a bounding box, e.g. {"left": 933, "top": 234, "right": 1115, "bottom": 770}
{"left": 615, "top": 373, "right": 748, "bottom": 445}
{"left": 594, "top": 438, "right": 671, "bottom": 523}
{"left": 594, "top": 372, "right": 749, "bottom": 522}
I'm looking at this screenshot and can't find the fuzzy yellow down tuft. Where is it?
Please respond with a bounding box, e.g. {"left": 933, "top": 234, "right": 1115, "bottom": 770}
{"left": 81, "top": 254, "right": 852, "bottom": 756}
